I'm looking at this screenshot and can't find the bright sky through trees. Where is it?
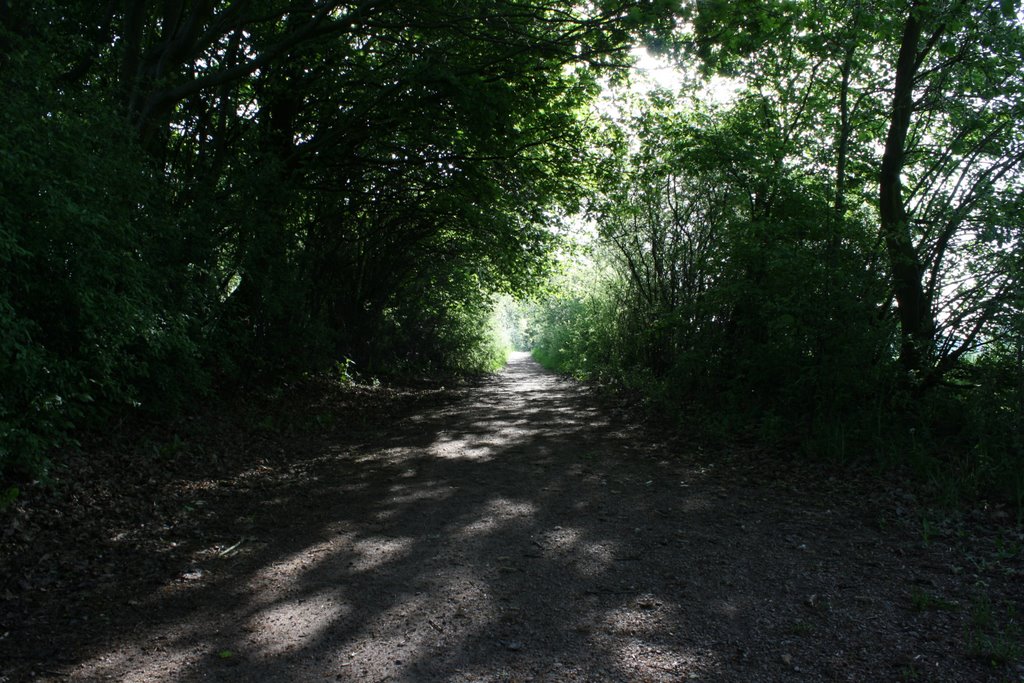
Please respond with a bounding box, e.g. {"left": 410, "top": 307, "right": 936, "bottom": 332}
{"left": 2, "top": 0, "right": 1023, "bottom": 508}
{"left": 629, "top": 46, "right": 741, "bottom": 104}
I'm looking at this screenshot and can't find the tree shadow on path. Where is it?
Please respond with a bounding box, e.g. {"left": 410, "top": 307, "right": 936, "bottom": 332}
{"left": 17, "top": 354, "right": 1006, "bottom": 682}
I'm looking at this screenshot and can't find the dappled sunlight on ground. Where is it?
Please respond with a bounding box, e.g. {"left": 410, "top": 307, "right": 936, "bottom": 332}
{"left": 58, "top": 353, "right": 719, "bottom": 681}
{"left": 348, "top": 536, "right": 416, "bottom": 573}
{"left": 456, "top": 497, "right": 537, "bottom": 538}
{"left": 22, "top": 353, "right": 1009, "bottom": 682}
{"left": 376, "top": 482, "right": 454, "bottom": 510}
{"left": 246, "top": 588, "right": 351, "bottom": 656}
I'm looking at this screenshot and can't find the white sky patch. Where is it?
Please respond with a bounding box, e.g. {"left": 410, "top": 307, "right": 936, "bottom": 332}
{"left": 630, "top": 46, "right": 684, "bottom": 92}
{"left": 592, "top": 47, "right": 745, "bottom": 141}
{"left": 628, "top": 47, "right": 743, "bottom": 106}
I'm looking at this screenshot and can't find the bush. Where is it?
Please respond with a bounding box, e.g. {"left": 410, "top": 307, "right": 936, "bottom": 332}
{"left": 0, "top": 38, "right": 207, "bottom": 480}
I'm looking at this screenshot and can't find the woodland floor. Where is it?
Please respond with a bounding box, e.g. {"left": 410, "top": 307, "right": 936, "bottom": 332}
{"left": 2, "top": 353, "right": 1023, "bottom": 682}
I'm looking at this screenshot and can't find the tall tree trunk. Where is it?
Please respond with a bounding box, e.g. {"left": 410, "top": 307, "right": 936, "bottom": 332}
{"left": 880, "top": 2, "right": 933, "bottom": 376}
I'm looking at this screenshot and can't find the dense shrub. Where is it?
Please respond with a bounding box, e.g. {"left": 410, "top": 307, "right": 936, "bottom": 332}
{"left": 530, "top": 90, "right": 1024, "bottom": 506}
{"left": 0, "top": 42, "right": 207, "bottom": 478}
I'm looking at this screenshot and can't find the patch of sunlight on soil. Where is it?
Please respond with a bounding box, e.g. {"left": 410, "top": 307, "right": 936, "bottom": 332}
{"left": 350, "top": 535, "right": 415, "bottom": 572}
{"left": 578, "top": 540, "right": 619, "bottom": 575}
{"left": 246, "top": 588, "right": 350, "bottom": 656}
{"left": 354, "top": 447, "right": 409, "bottom": 464}
{"left": 255, "top": 537, "right": 339, "bottom": 582}
{"left": 384, "top": 482, "right": 454, "bottom": 506}
{"left": 602, "top": 600, "right": 674, "bottom": 637}
{"left": 612, "top": 638, "right": 715, "bottom": 680}
{"left": 349, "top": 573, "right": 497, "bottom": 677}
{"left": 545, "top": 525, "right": 581, "bottom": 550}
{"left": 241, "top": 536, "right": 355, "bottom": 605}
{"left": 74, "top": 627, "right": 203, "bottom": 683}
{"left": 346, "top": 595, "right": 436, "bottom": 674}
{"left": 430, "top": 434, "right": 498, "bottom": 461}
{"left": 457, "top": 497, "right": 537, "bottom": 537}
{"left": 596, "top": 595, "right": 720, "bottom": 678}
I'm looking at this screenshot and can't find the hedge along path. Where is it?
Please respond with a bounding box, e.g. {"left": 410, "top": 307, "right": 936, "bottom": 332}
{"left": 9, "top": 353, "right": 1021, "bottom": 682}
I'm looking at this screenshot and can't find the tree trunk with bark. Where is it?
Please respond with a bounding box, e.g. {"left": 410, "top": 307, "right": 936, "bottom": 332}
{"left": 879, "top": 2, "right": 934, "bottom": 378}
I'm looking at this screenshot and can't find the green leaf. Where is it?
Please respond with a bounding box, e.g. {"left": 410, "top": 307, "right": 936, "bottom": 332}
{"left": 0, "top": 486, "right": 19, "bottom": 510}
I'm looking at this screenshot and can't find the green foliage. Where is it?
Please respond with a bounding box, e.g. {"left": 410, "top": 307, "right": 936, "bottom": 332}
{"left": 0, "top": 485, "right": 19, "bottom": 510}
{"left": 4, "top": 0, "right": 1022, "bottom": 512}
{"left": 899, "top": 346, "right": 1024, "bottom": 507}
{"left": 533, "top": 68, "right": 1024, "bottom": 505}
{"left": 537, "top": 93, "right": 891, "bottom": 432}
{"left": 909, "top": 587, "right": 958, "bottom": 613}
{"left": 966, "top": 595, "right": 1022, "bottom": 667}
{"left": 372, "top": 283, "right": 513, "bottom": 376}
{"left": 495, "top": 295, "right": 536, "bottom": 352}
{"left": 530, "top": 266, "right": 622, "bottom": 379}
{"left": 333, "top": 359, "right": 357, "bottom": 386}
{"left": 1, "top": 2, "right": 675, "bottom": 480}
{"left": 547, "top": 0, "right": 1024, "bottom": 506}
{"left": 0, "top": 30, "right": 208, "bottom": 479}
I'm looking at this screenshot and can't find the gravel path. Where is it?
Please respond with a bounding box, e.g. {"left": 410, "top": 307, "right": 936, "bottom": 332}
{"left": 6, "top": 353, "right": 1023, "bottom": 681}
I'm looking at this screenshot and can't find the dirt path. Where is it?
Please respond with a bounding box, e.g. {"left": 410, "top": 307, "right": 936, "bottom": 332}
{"left": 4, "top": 353, "right": 1022, "bottom": 681}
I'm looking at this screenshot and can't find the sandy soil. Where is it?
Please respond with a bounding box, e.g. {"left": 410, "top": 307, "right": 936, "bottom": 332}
{"left": 2, "top": 352, "right": 1022, "bottom": 681}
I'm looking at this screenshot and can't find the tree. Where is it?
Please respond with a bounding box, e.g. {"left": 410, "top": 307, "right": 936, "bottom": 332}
{"left": 1, "top": 0, "right": 681, "bottom": 477}
{"left": 878, "top": 0, "right": 1024, "bottom": 382}
{"left": 684, "top": 0, "right": 1024, "bottom": 385}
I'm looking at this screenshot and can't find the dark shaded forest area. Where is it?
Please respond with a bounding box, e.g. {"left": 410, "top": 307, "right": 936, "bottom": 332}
{"left": 0, "top": 0, "right": 672, "bottom": 483}
{"left": 2, "top": 2, "right": 1024, "bottom": 680}
{"left": 1, "top": 2, "right": 1023, "bottom": 507}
